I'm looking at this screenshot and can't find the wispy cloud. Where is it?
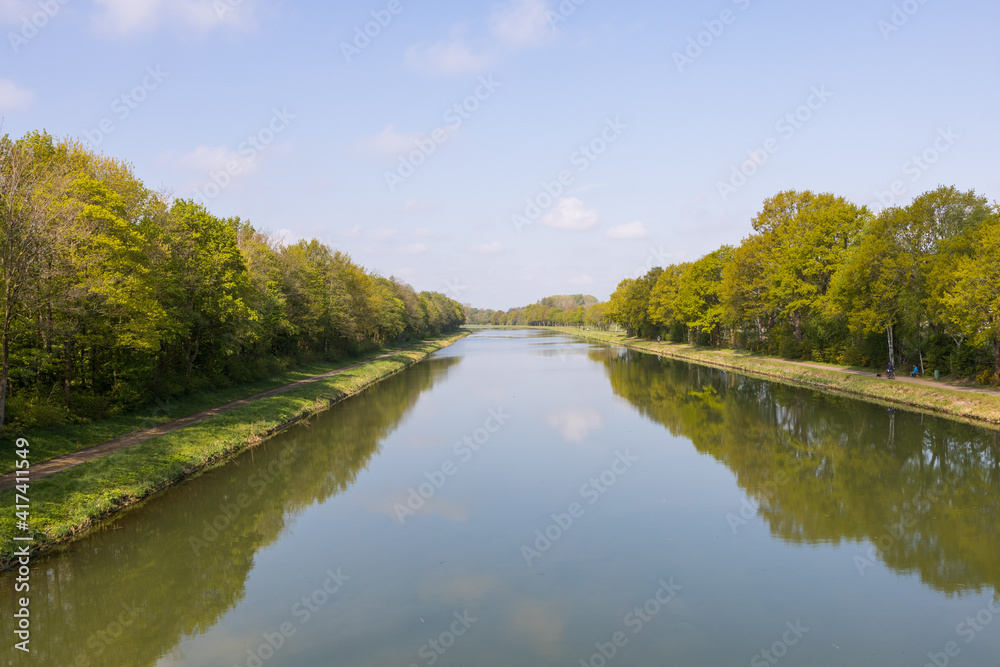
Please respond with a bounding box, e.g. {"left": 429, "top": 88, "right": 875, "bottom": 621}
{"left": 0, "top": 0, "right": 33, "bottom": 23}
{"left": 367, "top": 228, "right": 398, "bottom": 242}
{"left": 539, "top": 197, "right": 599, "bottom": 231}
{"left": 171, "top": 145, "right": 260, "bottom": 175}
{"left": 404, "top": 38, "right": 494, "bottom": 75}
{"left": 398, "top": 243, "right": 429, "bottom": 255}
{"left": 90, "top": 0, "right": 254, "bottom": 37}
{"left": 404, "top": 199, "right": 442, "bottom": 212}
{"left": 491, "top": 0, "right": 553, "bottom": 47}
{"left": 606, "top": 221, "right": 652, "bottom": 240}
{"left": 357, "top": 124, "right": 457, "bottom": 160}
{"left": 470, "top": 241, "right": 505, "bottom": 254}
{"left": 0, "top": 78, "right": 34, "bottom": 111}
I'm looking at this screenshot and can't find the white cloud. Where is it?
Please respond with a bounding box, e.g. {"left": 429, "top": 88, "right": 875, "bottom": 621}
{"left": 342, "top": 225, "right": 362, "bottom": 238}
{"left": 367, "top": 228, "right": 398, "bottom": 242}
{"left": 357, "top": 124, "right": 457, "bottom": 160}
{"left": 405, "top": 39, "right": 494, "bottom": 75}
{"left": 170, "top": 145, "right": 261, "bottom": 176}
{"left": 491, "top": 0, "right": 553, "bottom": 47}
{"left": 404, "top": 199, "right": 441, "bottom": 212}
{"left": 539, "top": 197, "right": 599, "bottom": 231}
{"left": 0, "top": 0, "right": 33, "bottom": 23}
{"left": 470, "top": 241, "right": 505, "bottom": 254}
{"left": 606, "top": 221, "right": 652, "bottom": 240}
{"left": 274, "top": 228, "right": 299, "bottom": 246}
{"left": 0, "top": 79, "right": 34, "bottom": 111}
{"left": 90, "top": 0, "right": 253, "bottom": 37}
{"left": 358, "top": 125, "right": 424, "bottom": 158}
{"left": 398, "top": 243, "right": 429, "bottom": 255}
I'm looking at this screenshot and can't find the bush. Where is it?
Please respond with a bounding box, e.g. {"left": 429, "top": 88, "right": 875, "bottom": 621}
{"left": 6, "top": 395, "right": 71, "bottom": 429}
{"left": 70, "top": 394, "right": 111, "bottom": 420}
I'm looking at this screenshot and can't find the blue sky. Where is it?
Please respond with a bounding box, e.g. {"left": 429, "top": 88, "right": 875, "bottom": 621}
{"left": 1, "top": 0, "right": 998, "bottom": 309}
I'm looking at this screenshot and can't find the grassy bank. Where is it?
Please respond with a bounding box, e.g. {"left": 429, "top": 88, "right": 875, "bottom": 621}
{"left": 0, "top": 345, "right": 436, "bottom": 475}
{"left": 0, "top": 332, "right": 468, "bottom": 566}
{"left": 549, "top": 327, "right": 1000, "bottom": 427}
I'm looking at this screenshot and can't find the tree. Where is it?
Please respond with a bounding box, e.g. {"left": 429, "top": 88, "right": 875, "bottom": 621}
{"left": 828, "top": 207, "right": 918, "bottom": 365}
{"left": 0, "top": 132, "right": 78, "bottom": 427}
{"left": 673, "top": 248, "right": 733, "bottom": 346}
{"left": 928, "top": 212, "right": 1000, "bottom": 375}
{"left": 722, "top": 235, "right": 773, "bottom": 346}
{"left": 607, "top": 268, "right": 662, "bottom": 338}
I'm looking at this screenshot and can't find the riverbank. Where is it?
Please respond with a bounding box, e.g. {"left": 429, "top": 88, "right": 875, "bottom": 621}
{"left": 0, "top": 332, "right": 468, "bottom": 567}
{"left": 549, "top": 327, "right": 1000, "bottom": 428}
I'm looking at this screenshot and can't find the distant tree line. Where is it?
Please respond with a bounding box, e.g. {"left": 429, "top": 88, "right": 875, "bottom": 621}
{"left": 605, "top": 187, "right": 1000, "bottom": 382}
{"left": 467, "top": 294, "right": 614, "bottom": 330}
{"left": 0, "top": 130, "right": 464, "bottom": 430}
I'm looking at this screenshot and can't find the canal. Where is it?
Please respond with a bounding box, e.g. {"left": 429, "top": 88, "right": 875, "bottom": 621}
{"left": 2, "top": 329, "right": 999, "bottom": 666}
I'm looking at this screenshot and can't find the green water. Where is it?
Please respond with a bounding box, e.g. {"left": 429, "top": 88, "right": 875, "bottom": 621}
{"left": 2, "top": 329, "right": 999, "bottom": 666}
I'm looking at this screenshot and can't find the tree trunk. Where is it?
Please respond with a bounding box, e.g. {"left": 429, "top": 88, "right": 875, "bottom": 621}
{"left": 887, "top": 325, "right": 895, "bottom": 367}
{"left": 63, "top": 340, "right": 73, "bottom": 408}
{"left": 0, "top": 327, "right": 9, "bottom": 429}
{"left": 994, "top": 335, "right": 999, "bottom": 375}
{"left": 185, "top": 324, "right": 202, "bottom": 382}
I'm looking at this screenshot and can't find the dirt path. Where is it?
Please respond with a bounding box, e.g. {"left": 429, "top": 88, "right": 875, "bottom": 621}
{"left": 599, "top": 332, "right": 1000, "bottom": 398}
{"left": 0, "top": 351, "right": 402, "bottom": 491}
{"left": 782, "top": 359, "right": 1000, "bottom": 397}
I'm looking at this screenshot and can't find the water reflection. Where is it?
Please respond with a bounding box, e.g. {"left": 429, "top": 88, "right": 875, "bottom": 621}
{"left": 0, "top": 356, "right": 459, "bottom": 667}
{"left": 601, "top": 349, "right": 1000, "bottom": 597}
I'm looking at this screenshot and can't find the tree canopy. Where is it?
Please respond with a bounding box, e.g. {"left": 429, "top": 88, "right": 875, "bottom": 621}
{"left": 0, "top": 130, "right": 464, "bottom": 431}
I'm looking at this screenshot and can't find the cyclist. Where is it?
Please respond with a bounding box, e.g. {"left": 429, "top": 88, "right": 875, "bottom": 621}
{"left": 886, "top": 362, "right": 895, "bottom": 379}
{"left": 911, "top": 365, "right": 920, "bottom": 378}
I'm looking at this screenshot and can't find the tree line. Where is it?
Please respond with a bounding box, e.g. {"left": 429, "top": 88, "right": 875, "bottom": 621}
{"left": 466, "top": 294, "right": 614, "bottom": 329}
{"left": 605, "top": 187, "right": 1000, "bottom": 382}
{"left": 0, "top": 130, "right": 464, "bottom": 430}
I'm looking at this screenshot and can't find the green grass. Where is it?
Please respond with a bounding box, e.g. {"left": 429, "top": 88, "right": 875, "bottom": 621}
{"left": 0, "top": 345, "right": 423, "bottom": 475}
{"left": 548, "top": 327, "right": 1000, "bottom": 427}
{"left": 0, "top": 332, "right": 468, "bottom": 565}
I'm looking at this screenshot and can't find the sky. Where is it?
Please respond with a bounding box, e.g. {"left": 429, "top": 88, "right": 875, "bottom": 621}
{"left": 1, "top": 0, "right": 998, "bottom": 310}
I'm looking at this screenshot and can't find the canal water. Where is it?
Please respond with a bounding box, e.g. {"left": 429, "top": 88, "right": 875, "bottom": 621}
{"left": 2, "top": 329, "right": 999, "bottom": 666}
